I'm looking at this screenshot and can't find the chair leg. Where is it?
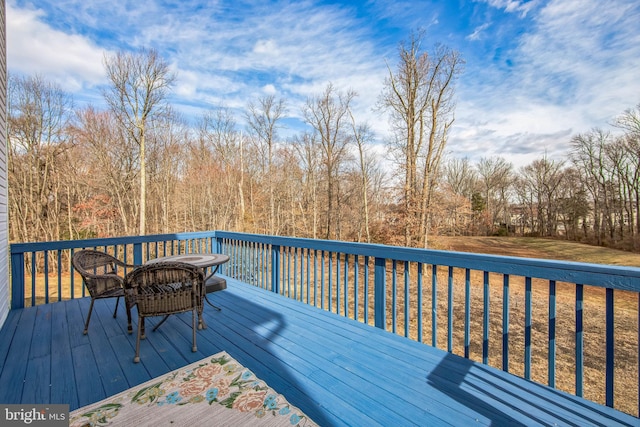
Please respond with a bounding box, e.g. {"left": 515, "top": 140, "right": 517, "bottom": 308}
{"left": 140, "top": 317, "right": 146, "bottom": 340}
{"left": 83, "top": 299, "right": 95, "bottom": 335}
{"left": 197, "top": 294, "right": 207, "bottom": 330}
{"left": 153, "top": 315, "right": 170, "bottom": 332}
{"left": 126, "top": 304, "right": 133, "bottom": 334}
{"left": 113, "top": 296, "right": 120, "bottom": 318}
{"left": 204, "top": 294, "right": 222, "bottom": 311}
{"left": 134, "top": 317, "right": 142, "bottom": 363}
{"left": 197, "top": 308, "right": 207, "bottom": 330}
{"left": 191, "top": 308, "right": 197, "bottom": 353}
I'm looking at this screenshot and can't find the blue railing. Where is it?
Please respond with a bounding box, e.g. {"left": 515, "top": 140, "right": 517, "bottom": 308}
{"left": 9, "top": 231, "right": 640, "bottom": 417}
{"left": 10, "top": 231, "right": 220, "bottom": 307}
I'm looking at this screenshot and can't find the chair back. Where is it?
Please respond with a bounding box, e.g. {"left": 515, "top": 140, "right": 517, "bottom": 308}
{"left": 72, "top": 250, "right": 129, "bottom": 297}
{"left": 124, "top": 262, "right": 204, "bottom": 316}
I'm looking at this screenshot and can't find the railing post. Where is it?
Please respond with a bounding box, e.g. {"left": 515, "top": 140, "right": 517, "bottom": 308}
{"left": 374, "top": 257, "right": 386, "bottom": 329}
{"left": 214, "top": 235, "right": 224, "bottom": 274}
{"left": 133, "top": 242, "right": 143, "bottom": 265}
{"left": 10, "top": 251, "right": 25, "bottom": 309}
{"left": 605, "top": 287, "right": 614, "bottom": 407}
{"left": 214, "top": 234, "right": 222, "bottom": 253}
{"left": 575, "top": 283, "right": 584, "bottom": 397}
{"left": 271, "top": 244, "right": 280, "bottom": 294}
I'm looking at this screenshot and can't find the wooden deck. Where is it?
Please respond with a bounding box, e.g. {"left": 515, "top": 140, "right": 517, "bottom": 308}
{"left": 0, "top": 278, "right": 637, "bottom": 426}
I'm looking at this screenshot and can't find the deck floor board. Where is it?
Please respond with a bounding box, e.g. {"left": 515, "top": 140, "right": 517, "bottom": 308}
{"left": 213, "top": 288, "right": 462, "bottom": 425}
{"left": 0, "top": 278, "right": 637, "bottom": 426}
{"left": 50, "top": 300, "right": 77, "bottom": 407}
{"left": 0, "top": 308, "right": 36, "bottom": 404}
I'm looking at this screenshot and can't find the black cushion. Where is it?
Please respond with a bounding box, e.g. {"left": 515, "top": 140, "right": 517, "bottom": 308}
{"left": 205, "top": 276, "right": 227, "bottom": 293}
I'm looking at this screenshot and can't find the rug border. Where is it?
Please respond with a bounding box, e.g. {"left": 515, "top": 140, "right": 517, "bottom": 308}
{"left": 69, "top": 350, "right": 317, "bottom": 426}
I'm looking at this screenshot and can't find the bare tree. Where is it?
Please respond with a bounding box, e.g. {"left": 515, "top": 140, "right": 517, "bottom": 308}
{"left": 146, "top": 107, "right": 188, "bottom": 234}
{"left": 476, "top": 156, "right": 513, "bottom": 235}
{"left": 615, "top": 103, "right": 640, "bottom": 137}
{"left": 442, "top": 157, "right": 477, "bottom": 235}
{"left": 194, "top": 107, "right": 241, "bottom": 231}
{"left": 604, "top": 137, "right": 632, "bottom": 241}
{"left": 72, "top": 107, "right": 139, "bottom": 236}
{"left": 292, "top": 132, "right": 322, "bottom": 239}
{"left": 245, "top": 95, "right": 287, "bottom": 235}
{"left": 379, "top": 30, "right": 463, "bottom": 247}
{"left": 303, "top": 83, "right": 355, "bottom": 239}
{"left": 444, "top": 157, "right": 477, "bottom": 198}
{"left": 7, "top": 74, "right": 75, "bottom": 243}
{"left": 102, "top": 48, "right": 176, "bottom": 235}
{"left": 518, "top": 156, "right": 565, "bottom": 236}
{"left": 348, "top": 112, "right": 378, "bottom": 243}
{"left": 614, "top": 104, "right": 640, "bottom": 242}
{"left": 571, "top": 129, "right": 615, "bottom": 245}
{"left": 556, "top": 167, "right": 590, "bottom": 240}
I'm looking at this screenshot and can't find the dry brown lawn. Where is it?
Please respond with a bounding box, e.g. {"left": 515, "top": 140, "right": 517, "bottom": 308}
{"left": 419, "top": 236, "right": 640, "bottom": 417}
{"left": 433, "top": 235, "right": 640, "bottom": 266}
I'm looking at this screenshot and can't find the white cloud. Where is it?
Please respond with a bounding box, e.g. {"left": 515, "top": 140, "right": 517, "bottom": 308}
{"left": 148, "top": 1, "right": 388, "bottom": 129}
{"left": 6, "top": 2, "right": 108, "bottom": 91}
{"left": 253, "top": 39, "right": 280, "bottom": 56}
{"left": 452, "top": 0, "right": 640, "bottom": 167}
{"left": 518, "top": 0, "right": 640, "bottom": 118}
{"left": 262, "top": 84, "right": 277, "bottom": 95}
{"left": 477, "top": 0, "right": 539, "bottom": 17}
{"left": 467, "top": 23, "right": 491, "bottom": 41}
{"left": 8, "top": 0, "right": 639, "bottom": 171}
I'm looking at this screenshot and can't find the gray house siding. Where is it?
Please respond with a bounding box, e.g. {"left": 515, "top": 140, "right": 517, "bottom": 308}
{"left": 0, "top": 0, "right": 9, "bottom": 327}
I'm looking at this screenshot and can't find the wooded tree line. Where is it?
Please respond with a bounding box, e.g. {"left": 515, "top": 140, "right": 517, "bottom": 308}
{"left": 437, "top": 110, "right": 640, "bottom": 251}
{"left": 7, "top": 32, "right": 640, "bottom": 251}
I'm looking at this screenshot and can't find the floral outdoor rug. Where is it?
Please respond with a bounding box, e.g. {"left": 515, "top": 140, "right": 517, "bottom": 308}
{"left": 69, "top": 351, "right": 317, "bottom": 426}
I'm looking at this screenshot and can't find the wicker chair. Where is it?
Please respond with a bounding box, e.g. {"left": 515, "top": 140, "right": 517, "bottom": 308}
{"left": 71, "top": 249, "right": 135, "bottom": 335}
{"left": 124, "top": 262, "right": 204, "bottom": 363}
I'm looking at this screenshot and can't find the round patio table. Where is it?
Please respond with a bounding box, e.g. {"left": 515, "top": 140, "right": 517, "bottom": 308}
{"left": 145, "top": 253, "right": 229, "bottom": 273}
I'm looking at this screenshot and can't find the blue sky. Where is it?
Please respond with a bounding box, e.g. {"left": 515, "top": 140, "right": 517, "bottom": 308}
{"left": 7, "top": 0, "right": 640, "bottom": 168}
